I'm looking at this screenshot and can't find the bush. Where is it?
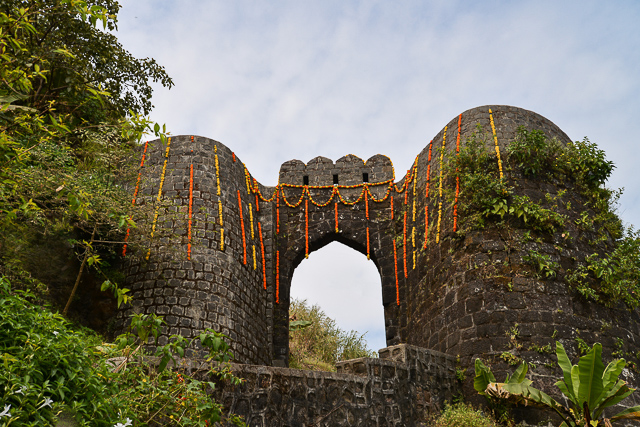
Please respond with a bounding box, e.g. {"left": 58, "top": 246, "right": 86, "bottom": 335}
{"left": 432, "top": 403, "right": 499, "bottom": 427}
{"left": 0, "top": 277, "right": 244, "bottom": 426}
{"left": 289, "top": 299, "right": 376, "bottom": 371}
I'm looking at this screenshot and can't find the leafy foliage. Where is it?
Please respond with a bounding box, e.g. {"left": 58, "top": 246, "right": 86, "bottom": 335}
{"left": 0, "top": 277, "right": 245, "bottom": 426}
{"left": 474, "top": 341, "right": 640, "bottom": 427}
{"left": 288, "top": 299, "right": 376, "bottom": 371}
{"left": 431, "top": 402, "right": 499, "bottom": 427}
{"left": 567, "top": 227, "right": 640, "bottom": 308}
{"left": 0, "top": 0, "right": 171, "bottom": 315}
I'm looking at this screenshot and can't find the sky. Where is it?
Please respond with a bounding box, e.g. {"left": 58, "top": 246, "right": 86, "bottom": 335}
{"left": 115, "top": 0, "right": 640, "bottom": 353}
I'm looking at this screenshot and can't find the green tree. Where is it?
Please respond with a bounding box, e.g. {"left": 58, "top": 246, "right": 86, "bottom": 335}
{"left": 0, "top": 0, "right": 171, "bottom": 314}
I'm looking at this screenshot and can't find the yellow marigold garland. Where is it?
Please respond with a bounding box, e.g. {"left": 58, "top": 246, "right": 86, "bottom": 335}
{"left": 249, "top": 203, "right": 254, "bottom": 239}
{"left": 453, "top": 114, "right": 462, "bottom": 232}
{"left": 403, "top": 212, "right": 408, "bottom": 278}
{"left": 146, "top": 137, "right": 171, "bottom": 260}
{"left": 436, "top": 127, "right": 446, "bottom": 244}
{"left": 252, "top": 245, "right": 257, "bottom": 270}
{"left": 214, "top": 145, "right": 221, "bottom": 196}
{"left": 489, "top": 108, "right": 504, "bottom": 179}
{"left": 237, "top": 190, "right": 247, "bottom": 265}
{"left": 123, "top": 140, "right": 149, "bottom": 257}
{"left": 218, "top": 200, "right": 224, "bottom": 251}
{"left": 258, "top": 222, "right": 267, "bottom": 290}
{"left": 276, "top": 188, "right": 280, "bottom": 234}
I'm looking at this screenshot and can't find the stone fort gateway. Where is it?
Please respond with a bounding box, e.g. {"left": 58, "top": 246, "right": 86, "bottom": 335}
{"left": 115, "top": 105, "right": 640, "bottom": 425}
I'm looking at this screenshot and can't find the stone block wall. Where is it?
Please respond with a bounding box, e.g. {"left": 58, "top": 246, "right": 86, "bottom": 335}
{"left": 116, "top": 105, "right": 640, "bottom": 416}
{"left": 208, "top": 344, "right": 458, "bottom": 426}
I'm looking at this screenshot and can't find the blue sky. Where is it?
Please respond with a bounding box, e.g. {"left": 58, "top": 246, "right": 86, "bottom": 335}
{"left": 116, "top": 0, "right": 640, "bottom": 353}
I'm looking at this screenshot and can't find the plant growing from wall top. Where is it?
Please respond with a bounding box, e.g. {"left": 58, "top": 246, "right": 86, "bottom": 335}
{"left": 474, "top": 341, "right": 640, "bottom": 426}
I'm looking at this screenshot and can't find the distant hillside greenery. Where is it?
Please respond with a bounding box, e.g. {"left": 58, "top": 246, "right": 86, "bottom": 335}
{"left": 0, "top": 0, "right": 171, "bottom": 320}
{"left": 289, "top": 299, "right": 377, "bottom": 371}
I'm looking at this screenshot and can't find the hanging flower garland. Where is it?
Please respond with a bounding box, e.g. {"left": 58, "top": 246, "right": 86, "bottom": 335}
{"left": 424, "top": 141, "right": 432, "bottom": 249}
{"left": 489, "top": 108, "right": 504, "bottom": 179}
{"left": 122, "top": 140, "right": 149, "bottom": 257}
{"left": 366, "top": 227, "right": 370, "bottom": 260}
{"left": 334, "top": 201, "right": 339, "bottom": 233}
{"left": 244, "top": 165, "right": 251, "bottom": 195}
{"left": 258, "top": 222, "right": 267, "bottom": 290}
{"left": 218, "top": 200, "right": 224, "bottom": 251}
{"left": 255, "top": 194, "right": 260, "bottom": 212}
{"left": 366, "top": 181, "right": 392, "bottom": 203}
{"left": 249, "top": 203, "right": 255, "bottom": 239}
{"left": 237, "top": 190, "right": 247, "bottom": 265}
{"left": 232, "top": 152, "right": 236, "bottom": 162}
{"left": 276, "top": 188, "right": 280, "bottom": 234}
{"left": 453, "top": 114, "right": 462, "bottom": 232}
{"left": 188, "top": 163, "right": 194, "bottom": 260}
{"left": 307, "top": 186, "right": 337, "bottom": 207}
{"left": 252, "top": 245, "right": 257, "bottom": 270}
{"left": 276, "top": 250, "right": 280, "bottom": 303}
{"left": 146, "top": 137, "right": 171, "bottom": 261}
{"left": 412, "top": 226, "right": 416, "bottom": 270}
{"left": 282, "top": 185, "right": 306, "bottom": 208}
{"left": 436, "top": 127, "right": 447, "bottom": 244}
{"left": 393, "top": 240, "right": 399, "bottom": 306}
{"left": 305, "top": 198, "right": 309, "bottom": 259}
{"left": 390, "top": 194, "right": 394, "bottom": 220}
{"left": 403, "top": 212, "right": 408, "bottom": 278}
{"left": 424, "top": 206, "right": 429, "bottom": 250}
{"left": 214, "top": 145, "right": 221, "bottom": 196}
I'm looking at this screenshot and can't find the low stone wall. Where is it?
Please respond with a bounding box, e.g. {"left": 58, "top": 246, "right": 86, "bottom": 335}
{"left": 210, "top": 344, "right": 458, "bottom": 426}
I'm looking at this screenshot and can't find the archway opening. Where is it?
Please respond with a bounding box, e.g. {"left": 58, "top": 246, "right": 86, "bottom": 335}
{"left": 290, "top": 241, "right": 386, "bottom": 355}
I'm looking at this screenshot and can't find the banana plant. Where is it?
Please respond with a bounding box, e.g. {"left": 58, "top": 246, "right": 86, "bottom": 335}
{"left": 474, "top": 341, "right": 640, "bottom": 426}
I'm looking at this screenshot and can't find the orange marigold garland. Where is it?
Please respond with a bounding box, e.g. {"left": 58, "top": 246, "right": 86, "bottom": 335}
{"left": 122, "top": 140, "right": 148, "bottom": 257}
{"left": 366, "top": 227, "right": 370, "bottom": 260}
{"left": 453, "top": 114, "right": 462, "bottom": 232}
{"left": 365, "top": 189, "right": 369, "bottom": 220}
{"left": 305, "top": 197, "right": 309, "bottom": 259}
{"left": 436, "top": 126, "right": 446, "bottom": 244}
{"left": 334, "top": 201, "right": 339, "bottom": 233}
{"left": 276, "top": 250, "right": 280, "bottom": 303}
{"left": 393, "top": 240, "right": 399, "bottom": 306}
{"left": 489, "top": 108, "right": 504, "bottom": 179}
{"left": 187, "top": 163, "right": 194, "bottom": 260}
{"left": 258, "top": 222, "right": 267, "bottom": 289}
{"left": 237, "top": 190, "right": 247, "bottom": 265}
{"left": 390, "top": 194, "right": 394, "bottom": 220}
{"left": 232, "top": 152, "right": 236, "bottom": 162}
{"left": 146, "top": 137, "right": 171, "bottom": 260}
{"left": 403, "top": 212, "right": 408, "bottom": 278}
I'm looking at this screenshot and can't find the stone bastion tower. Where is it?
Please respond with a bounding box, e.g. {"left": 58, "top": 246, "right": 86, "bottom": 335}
{"left": 115, "top": 105, "right": 640, "bottom": 413}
